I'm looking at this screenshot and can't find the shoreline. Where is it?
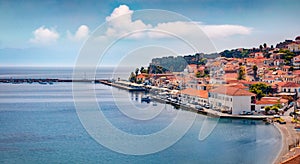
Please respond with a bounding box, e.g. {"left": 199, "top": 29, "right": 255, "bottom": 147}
{"left": 273, "top": 116, "right": 300, "bottom": 164}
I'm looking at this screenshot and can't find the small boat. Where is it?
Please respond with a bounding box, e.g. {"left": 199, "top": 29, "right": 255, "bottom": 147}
{"left": 152, "top": 102, "right": 157, "bottom": 106}
{"left": 38, "top": 81, "right": 47, "bottom": 85}
{"left": 141, "top": 96, "right": 151, "bottom": 103}
{"left": 294, "top": 124, "right": 300, "bottom": 129}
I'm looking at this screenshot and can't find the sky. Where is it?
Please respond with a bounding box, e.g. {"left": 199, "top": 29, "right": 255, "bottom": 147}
{"left": 0, "top": 0, "right": 300, "bottom": 67}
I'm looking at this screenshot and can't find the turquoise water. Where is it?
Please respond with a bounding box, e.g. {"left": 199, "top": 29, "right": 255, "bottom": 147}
{"left": 0, "top": 81, "right": 282, "bottom": 164}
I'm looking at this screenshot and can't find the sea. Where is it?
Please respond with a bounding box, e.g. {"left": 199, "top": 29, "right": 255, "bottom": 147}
{"left": 0, "top": 67, "right": 282, "bottom": 164}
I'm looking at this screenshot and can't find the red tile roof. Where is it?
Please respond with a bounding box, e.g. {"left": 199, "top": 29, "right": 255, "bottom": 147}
{"left": 281, "top": 82, "right": 300, "bottom": 87}
{"left": 210, "top": 86, "right": 255, "bottom": 96}
{"left": 181, "top": 88, "right": 208, "bottom": 99}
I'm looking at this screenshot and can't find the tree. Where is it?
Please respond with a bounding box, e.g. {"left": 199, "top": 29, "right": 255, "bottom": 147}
{"left": 250, "top": 83, "right": 272, "bottom": 100}
{"left": 252, "top": 65, "right": 258, "bottom": 81}
{"left": 280, "top": 49, "right": 295, "bottom": 65}
{"left": 263, "top": 43, "right": 267, "bottom": 49}
{"left": 237, "top": 66, "right": 246, "bottom": 80}
{"left": 259, "top": 45, "right": 263, "bottom": 51}
{"left": 140, "top": 67, "right": 145, "bottom": 74}
{"left": 271, "top": 106, "right": 279, "bottom": 113}
{"left": 264, "top": 106, "right": 271, "bottom": 114}
{"left": 128, "top": 72, "right": 136, "bottom": 83}
{"left": 195, "top": 71, "right": 201, "bottom": 78}
{"left": 135, "top": 68, "right": 139, "bottom": 77}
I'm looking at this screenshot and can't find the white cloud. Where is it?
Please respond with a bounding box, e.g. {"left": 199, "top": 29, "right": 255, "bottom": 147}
{"left": 106, "top": 5, "right": 133, "bottom": 22}
{"left": 103, "top": 5, "right": 252, "bottom": 39}
{"left": 105, "top": 5, "right": 152, "bottom": 38}
{"left": 150, "top": 21, "right": 252, "bottom": 39}
{"left": 68, "top": 25, "right": 90, "bottom": 41}
{"left": 201, "top": 24, "right": 252, "bottom": 38}
{"left": 30, "top": 26, "right": 59, "bottom": 45}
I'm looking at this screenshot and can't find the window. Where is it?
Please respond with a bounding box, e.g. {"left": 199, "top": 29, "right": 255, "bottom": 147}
{"left": 231, "top": 98, "right": 232, "bottom": 102}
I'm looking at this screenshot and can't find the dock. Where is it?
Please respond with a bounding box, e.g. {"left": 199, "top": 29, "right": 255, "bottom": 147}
{"left": 99, "top": 80, "right": 146, "bottom": 91}
{"left": 151, "top": 95, "right": 269, "bottom": 120}
{"left": 0, "top": 78, "right": 100, "bottom": 83}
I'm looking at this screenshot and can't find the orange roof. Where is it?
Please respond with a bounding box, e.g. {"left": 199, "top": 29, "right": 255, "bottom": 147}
{"left": 293, "top": 70, "right": 300, "bottom": 75}
{"left": 256, "top": 97, "right": 288, "bottom": 105}
{"left": 210, "top": 86, "right": 255, "bottom": 96}
{"left": 281, "top": 82, "right": 300, "bottom": 87}
{"left": 136, "top": 74, "right": 147, "bottom": 78}
{"left": 181, "top": 88, "right": 208, "bottom": 99}
{"left": 224, "top": 73, "right": 238, "bottom": 79}
{"left": 226, "top": 83, "right": 248, "bottom": 89}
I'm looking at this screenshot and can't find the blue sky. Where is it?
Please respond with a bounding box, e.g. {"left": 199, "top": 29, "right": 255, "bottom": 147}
{"left": 1, "top": 0, "right": 300, "bottom": 67}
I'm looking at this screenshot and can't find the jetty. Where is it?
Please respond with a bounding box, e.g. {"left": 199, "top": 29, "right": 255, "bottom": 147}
{"left": 99, "top": 80, "right": 146, "bottom": 91}
{"left": 0, "top": 78, "right": 100, "bottom": 84}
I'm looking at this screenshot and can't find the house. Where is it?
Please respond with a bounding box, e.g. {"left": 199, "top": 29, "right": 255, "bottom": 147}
{"left": 273, "top": 59, "right": 285, "bottom": 66}
{"left": 181, "top": 88, "right": 208, "bottom": 106}
{"left": 136, "top": 73, "right": 148, "bottom": 83}
{"left": 292, "top": 55, "right": 300, "bottom": 69}
{"left": 208, "top": 86, "right": 256, "bottom": 114}
{"left": 255, "top": 97, "right": 288, "bottom": 111}
{"left": 276, "top": 82, "right": 300, "bottom": 98}
{"left": 287, "top": 43, "right": 300, "bottom": 52}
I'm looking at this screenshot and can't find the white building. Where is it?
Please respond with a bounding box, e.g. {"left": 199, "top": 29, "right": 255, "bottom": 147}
{"left": 181, "top": 88, "right": 208, "bottom": 106}
{"left": 208, "top": 86, "right": 256, "bottom": 114}
{"left": 287, "top": 43, "right": 300, "bottom": 52}
{"left": 278, "top": 82, "right": 300, "bottom": 98}
{"left": 292, "top": 55, "right": 300, "bottom": 69}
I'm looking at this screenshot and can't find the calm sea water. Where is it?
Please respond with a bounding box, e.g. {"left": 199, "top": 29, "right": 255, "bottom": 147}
{"left": 0, "top": 67, "right": 281, "bottom": 163}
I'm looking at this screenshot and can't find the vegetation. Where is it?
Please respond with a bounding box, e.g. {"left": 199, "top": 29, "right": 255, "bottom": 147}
{"left": 220, "top": 49, "right": 250, "bottom": 58}
{"left": 250, "top": 83, "right": 272, "bottom": 100}
{"left": 128, "top": 72, "right": 136, "bottom": 83}
{"left": 280, "top": 49, "right": 295, "bottom": 65}
{"left": 195, "top": 69, "right": 209, "bottom": 78}
{"left": 237, "top": 66, "right": 246, "bottom": 80}
{"left": 252, "top": 65, "right": 258, "bottom": 81}
{"left": 151, "top": 56, "right": 187, "bottom": 72}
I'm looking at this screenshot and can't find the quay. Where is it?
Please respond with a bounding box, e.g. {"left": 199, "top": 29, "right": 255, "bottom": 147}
{"left": 0, "top": 78, "right": 99, "bottom": 83}
{"left": 151, "top": 96, "right": 269, "bottom": 120}
{"left": 99, "top": 80, "right": 147, "bottom": 91}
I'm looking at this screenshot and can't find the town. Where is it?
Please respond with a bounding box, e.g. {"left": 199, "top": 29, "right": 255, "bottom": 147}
{"left": 121, "top": 36, "right": 300, "bottom": 119}
{"left": 118, "top": 36, "right": 300, "bottom": 162}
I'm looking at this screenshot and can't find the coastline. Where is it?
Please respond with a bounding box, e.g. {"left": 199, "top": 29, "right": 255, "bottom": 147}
{"left": 273, "top": 123, "right": 286, "bottom": 164}
{"left": 273, "top": 116, "right": 300, "bottom": 164}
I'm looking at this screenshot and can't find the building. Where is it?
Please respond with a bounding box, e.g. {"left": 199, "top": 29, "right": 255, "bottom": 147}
{"left": 287, "top": 43, "right": 300, "bottom": 52}
{"left": 181, "top": 88, "right": 208, "bottom": 106}
{"left": 255, "top": 97, "right": 288, "bottom": 111}
{"left": 208, "top": 86, "right": 256, "bottom": 114}
{"left": 279, "top": 82, "right": 300, "bottom": 97}
{"left": 136, "top": 73, "right": 148, "bottom": 83}
{"left": 292, "top": 55, "right": 300, "bottom": 69}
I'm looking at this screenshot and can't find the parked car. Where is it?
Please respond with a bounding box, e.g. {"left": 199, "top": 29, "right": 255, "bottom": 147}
{"left": 196, "top": 105, "right": 204, "bottom": 111}
{"left": 239, "top": 111, "right": 253, "bottom": 115}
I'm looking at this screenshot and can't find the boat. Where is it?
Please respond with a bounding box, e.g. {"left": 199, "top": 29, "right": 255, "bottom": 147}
{"left": 141, "top": 96, "right": 151, "bottom": 103}
{"left": 38, "top": 81, "right": 47, "bottom": 85}
{"left": 152, "top": 102, "right": 157, "bottom": 106}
